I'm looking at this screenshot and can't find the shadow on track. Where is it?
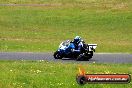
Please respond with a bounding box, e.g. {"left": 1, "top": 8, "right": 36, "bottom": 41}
{"left": 61, "top": 58, "right": 96, "bottom": 62}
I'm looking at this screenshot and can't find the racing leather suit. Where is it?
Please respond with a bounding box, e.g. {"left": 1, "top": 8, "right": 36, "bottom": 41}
{"left": 73, "top": 41, "right": 83, "bottom": 53}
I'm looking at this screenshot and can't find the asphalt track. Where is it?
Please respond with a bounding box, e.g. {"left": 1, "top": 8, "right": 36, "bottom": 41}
{"left": 0, "top": 52, "right": 132, "bottom": 63}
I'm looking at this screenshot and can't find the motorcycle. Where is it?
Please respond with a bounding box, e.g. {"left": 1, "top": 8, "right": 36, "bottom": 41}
{"left": 53, "top": 40, "right": 97, "bottom": 61}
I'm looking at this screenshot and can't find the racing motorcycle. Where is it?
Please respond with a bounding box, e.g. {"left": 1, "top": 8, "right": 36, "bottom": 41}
{"left": 53, "top": 40, "right": 97, "bottom": 61}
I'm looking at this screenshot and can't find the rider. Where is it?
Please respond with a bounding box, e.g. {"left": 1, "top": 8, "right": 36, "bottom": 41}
{"left": 72, "top": 36, "right": 84, "bottom": 54}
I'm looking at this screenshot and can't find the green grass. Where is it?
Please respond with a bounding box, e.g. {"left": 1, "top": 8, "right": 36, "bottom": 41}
{"left": 0, "top": 2, "right": 131, "bottom": 88}
{"left": 0, "top": 0, "right": 132, "bottom": 6}
{"left": 0, "top": 60, "right": 132, "bottom": 88}
{"left": 0, "top": 0, "right": 132, "bottom": 53}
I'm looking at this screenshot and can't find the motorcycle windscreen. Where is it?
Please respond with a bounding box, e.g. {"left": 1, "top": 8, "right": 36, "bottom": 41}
{"left": 59, "top": 40, "right": 70, "bottom": 50}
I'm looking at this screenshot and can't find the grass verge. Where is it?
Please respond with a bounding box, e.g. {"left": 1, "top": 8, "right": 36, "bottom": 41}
{"left": 0, "top": 60, "right": 132, "bottom": 88}
{"left": 0, "top": 0, "right": 132, "bottom": 53}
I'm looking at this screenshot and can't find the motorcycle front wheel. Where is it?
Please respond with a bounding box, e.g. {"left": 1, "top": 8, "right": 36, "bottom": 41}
{"left": 54, "top": 51, "right": 63, "bottom": 59}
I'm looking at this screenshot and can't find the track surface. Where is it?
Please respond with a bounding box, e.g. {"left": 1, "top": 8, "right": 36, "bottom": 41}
{"left": 0, "top": 52, "right": 132, "bottom": 63}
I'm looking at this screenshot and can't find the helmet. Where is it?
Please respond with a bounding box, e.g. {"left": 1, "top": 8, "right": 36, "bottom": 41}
{"left": 74, "top": 36, "right": 81, "bottom": 44}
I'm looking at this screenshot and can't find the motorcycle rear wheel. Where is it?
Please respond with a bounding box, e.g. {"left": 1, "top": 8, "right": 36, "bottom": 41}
{"left": 76, "top": 54, "right": 84, "bottom": 61}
